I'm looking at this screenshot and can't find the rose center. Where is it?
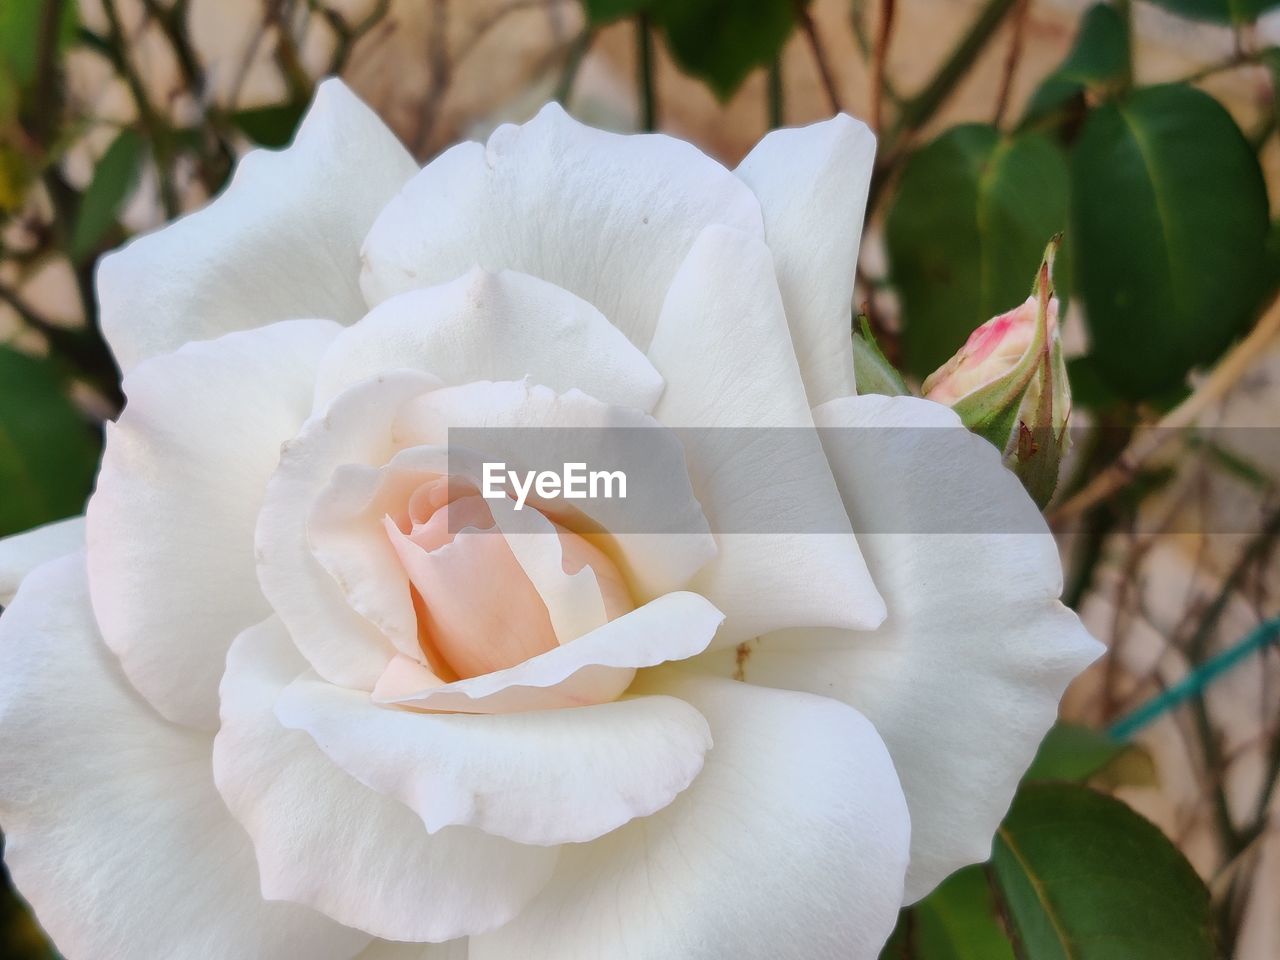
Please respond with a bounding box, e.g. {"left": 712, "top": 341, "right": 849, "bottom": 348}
{"left": 384, "top": 477, "right": 634, "bottom": 681}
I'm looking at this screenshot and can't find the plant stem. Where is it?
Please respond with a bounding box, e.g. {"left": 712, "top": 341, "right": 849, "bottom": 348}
{"left": 870, "top": 0, "right": 896, "bottom": 131}
{"left": 795, "top": 0, "right": 842, "bottom": 113}
{"left": 885, "top": 0, "right": 1018, "bottom": 147}
{"left": 636, "top": 15, "right": 657, "bottom": 132}
{"left": 767, "top": 57, "right": 784, "bottom": 129}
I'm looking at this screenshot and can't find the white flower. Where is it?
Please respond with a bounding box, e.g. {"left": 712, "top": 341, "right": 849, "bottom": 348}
{"left": 0, "top": 81, "right": 1102, "bottom": 960}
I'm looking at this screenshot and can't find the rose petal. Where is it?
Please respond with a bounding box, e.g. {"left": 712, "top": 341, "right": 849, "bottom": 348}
{"left": 713, "top": 394, "right": 1103, "bottom": 902}
{"left": 356, "top": 943, "right": 467, "bottom": 960}
{"left": 87, "top": 319, "right": 340, "bottom": 728}
{"left": 256, "top": 371, "right": 442, "bottom": 689}
{"left": 315, "top": 267, "right": 664, "bottom": 411}
{"left": 360, "top": 102, "right": 762, "bottom": 350}
{"left": 394, "top": 380, "right": 717, "bottom": 600}
{"left": 468, "top": 670, "right": 910, "bottom": 960}
{"left": 0, "top": 516, "right": 83, "bottom": 606}
{"left": 213, "top": 618, "right": 559, "bottom": 942}
{"left": 735, "top": 114, "right": 875, "bottom": 405}
{"left": 647, "top": 224, "right": 884, "bottom": 643}
{"left": 373, "top": 592, "right": 724, "bottom": 714}
{"left": 276, "top": 674, "right": 711, "bottom": 845}
{"left": 0, "top": 556, "right": 370, "bottom": 960}
{"left": 99, "top": 79, "right": 416, "bottom": 372}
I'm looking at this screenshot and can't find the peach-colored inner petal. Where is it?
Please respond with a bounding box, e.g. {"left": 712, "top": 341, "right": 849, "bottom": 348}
{"left": 385, "top": 483, "right": 636, "bottom": 684}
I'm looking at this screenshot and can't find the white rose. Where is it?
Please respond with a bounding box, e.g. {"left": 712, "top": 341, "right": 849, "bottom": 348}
{"left": 0, "top": 81, "right": 1101, "bottom": 960}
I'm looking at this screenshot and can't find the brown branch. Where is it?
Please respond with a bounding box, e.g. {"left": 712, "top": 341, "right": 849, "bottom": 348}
{"left": 992, "top": 0, "right": 1029, "bottom": 128}
{"left": 1051, "top": 292, "right": 1280, "bottom": 525}
{"left": 794, "top": 0, "right": 842, "bottom": 114}
{"left": 870, "top": 0, "right": 895, "bottom": 132}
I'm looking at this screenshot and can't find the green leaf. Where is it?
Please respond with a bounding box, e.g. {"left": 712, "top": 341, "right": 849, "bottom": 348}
{"left": 650, "top": 0, "right": 801, "bottom": 100}
{"left": 1143, "top": 0, "right": 1280, "bottom": 25}
{"left": 71, "top": 127, "right": 143, "bottom": 260}
{"left": 583, "top": 0, "right": 805, "bottom": 99}
{"left": 886, "top": 125, "right": 1069, "bottom": 378}
{"left": 230, "top": 101, "right": 308, "bottom": 148}
{"left": 992, "top": 783, "right": 1216, "bottom": 959}
{"left": 1070, "top": 84, "right": 1271, "bottom": 399}
{"left": 853, "top": 314, "right": 909, "bottom": 396}
{"left": 1024, "top": 722, "right": 1133, "bottom": 782}
{"left": 0, "top": 0, "right": 77, "bottom": 92}
{"left": 881, "top": 866, "right": 1017, "bottom": 960}
{"left": 1021, "top": 4, "right": 1128, "bottom": 126}
{"left": 0, "top": 347, "right": 100, "bottom": 537}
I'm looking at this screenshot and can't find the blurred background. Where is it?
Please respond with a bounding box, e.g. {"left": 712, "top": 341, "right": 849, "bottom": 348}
{"left": 1, "top": 0, "right": 1279, "bottom": 957}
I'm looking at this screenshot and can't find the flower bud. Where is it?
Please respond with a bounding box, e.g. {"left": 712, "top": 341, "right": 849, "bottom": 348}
{"left": 921, "top": 296, "right": 1057, "bottom": 405}
{"left": 922, "top": 242, "right": 1072, "bottom": 508}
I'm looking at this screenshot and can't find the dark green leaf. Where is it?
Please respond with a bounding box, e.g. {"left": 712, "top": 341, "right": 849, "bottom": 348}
{"left": 71, "top": 127, "right": 143, "bottom": 260}
{"left": 583, "top": 0, "right": 805, "bottom": 99}
{"left": 0, "top": 347, "right": 100, "bottom": 537}
{"left": 1144, "top": 0, "right": 1280, "bottom": 25}
{"left": 1070, "top": 84, "right": 1271, "bottom": 399}
{"left": 1064, "top": 355, "right": 1121, "bottom": 411}
{"left": 651, "top": 0, "right": 801, "bottom": 101}
{"left": 1021, "top": 4, "right": 1128, "bottom": 126}
{"left": 886, "top": 125, "right": 1069, "bottom": 378}
{"left": 1024, "top": 722, "right": 1137, "bottom": 782}
{"left": 880, "top": 865, "right": 1017, "bottom": 960}
{"left": 992, "top": 783, "right": 1216, "bottom": 959}
{"left": 582, "top": 0, "right": 650, "bottom": 21}
{"left": 230, "top": 101, "right": 307, "bottom": 148}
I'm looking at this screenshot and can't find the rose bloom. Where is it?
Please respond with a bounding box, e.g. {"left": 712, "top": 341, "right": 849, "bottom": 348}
{"left": 0, "top": 82, "right": 1100, "bottom": 960}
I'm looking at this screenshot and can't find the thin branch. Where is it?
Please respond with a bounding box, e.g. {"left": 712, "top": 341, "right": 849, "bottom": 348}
{"left": 767, "top": 57, "right": 784, "bottom": 129}
{"left": 554, "top": 28, "right": 594, "bottom": 106}
{"left": 1051, "top": 291, "right": 1280, "bottom": 525}
{"left": 101, "top": 0, "right": 180, "bottom": 217}
{"left": 992, "top": 0, "right": 1029, "bottom": 128}
{"left": 870, "top": 0, "right": 895, "bottom": 132}
{"left": 320, "top": 0, "right": 393, "bottom": 74}
{"left": 794, "top": 0, "right": 842, "bottom": 113}
{"left": 636, "top": 14, "right": 657, "bottom": 131}
{"left": 884, "top": 0, "right": 1018, "bottom": 145}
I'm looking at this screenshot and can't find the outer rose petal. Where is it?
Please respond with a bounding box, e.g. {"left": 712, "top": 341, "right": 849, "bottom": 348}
{"left": 276, "top": 676, "right": 711, "bottom": 845}
{"left": 735, "top": 114, "right": 875, "bottom": 406}
{"left": 86, "top": 319, "right": 340, "bottom": 729}
{"left": 0, "top": 515, "right": 83, "bottom": 606}
{"left": 98, "top": 79, "right": 416, "bottom": 372}
{"left": 647, "top": 224, "right": 884, "bottom": 643}
{"left": 357, "top": 943, "right": 468, "bottom": 960}
{"left": 712, "top": 395, "right": 1104, "bottom": 902}
{"left": 0, "top": 556, "right": 371, "bottom": 960}
{"left": 360, "top": 101, "right": 763, "bottom": 350}
{"left": 315, "top": 267, "right": 664, "bottom": 411}
{"left": 468, "top": 670, "right": 910, "bottom": 960}
{"left": 213, "top": 618, "right": 559, "bottom": 943}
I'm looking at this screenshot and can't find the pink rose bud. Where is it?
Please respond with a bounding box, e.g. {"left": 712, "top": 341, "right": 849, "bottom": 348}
{"left": 922, "top": 296, "right": 1059, "bottom": 405}
{"left": 923, "top": 241, "right": 1072, "bottom": 509}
